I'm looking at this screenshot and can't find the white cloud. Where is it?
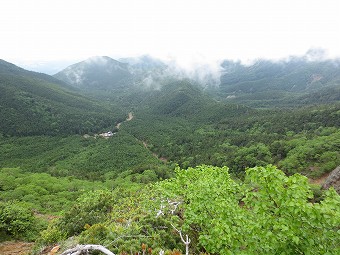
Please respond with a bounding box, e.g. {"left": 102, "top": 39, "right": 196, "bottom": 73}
{"left": 1, "top": 0, "right": 340, "bottom": 67}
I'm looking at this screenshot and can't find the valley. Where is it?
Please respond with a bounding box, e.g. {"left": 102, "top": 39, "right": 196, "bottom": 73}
{"left": 0, "top": 56, "right": 339, "bottom": 254}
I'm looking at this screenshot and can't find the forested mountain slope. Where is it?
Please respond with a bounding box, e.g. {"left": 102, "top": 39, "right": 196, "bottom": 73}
{"left": 2, "top": 58, "right": 339, "bottom": 179}
{"left": 54, "top": 56, "right": 133, "bottom": 91}
{"left": 54, "top": 54, "right": 340, "bottom": 108}
{"left": 0, "top": 60, "right": 125, "bottom": 136}
{"left": 218, "top": 58, "right": 340, "bottom": 107}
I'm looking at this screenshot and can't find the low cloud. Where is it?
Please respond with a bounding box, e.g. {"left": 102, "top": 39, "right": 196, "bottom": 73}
{"left": 128, "top": 55, "right": 224, "bottom": 89}
{"left": 64, "top": 67, "right": 84, "bottom": 84}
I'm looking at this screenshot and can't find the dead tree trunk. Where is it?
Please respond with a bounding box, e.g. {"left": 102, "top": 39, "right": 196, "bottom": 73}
{"left": 60, "top": 244, "right": 116, "bottom": 255}
{"left": 171, "top": 224, "right": 191, "bottom": 255}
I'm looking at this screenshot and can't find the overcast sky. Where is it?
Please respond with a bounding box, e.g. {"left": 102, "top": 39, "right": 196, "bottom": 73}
{"left": 1, "top": 0, "right": 340, "bottom": 72}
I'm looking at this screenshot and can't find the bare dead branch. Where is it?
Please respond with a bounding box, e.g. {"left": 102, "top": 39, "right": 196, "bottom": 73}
{"left": 60, "top": 244, "right": 115, "bottom": 255}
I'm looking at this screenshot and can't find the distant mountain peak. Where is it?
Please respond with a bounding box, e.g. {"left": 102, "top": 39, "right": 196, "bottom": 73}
{"left": 54, "top": 56, "right": 132, "bottom": 90}
{"left": 85, "top": 56, "right": 120, "bottom": 65}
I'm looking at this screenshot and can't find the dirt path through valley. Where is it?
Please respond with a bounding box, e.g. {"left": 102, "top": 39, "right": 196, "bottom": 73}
{"left": 116, "top": 112, "right": 134, "bottom": 129}
{"left": 126, "top": 112, "right": 133, "bottom": 121}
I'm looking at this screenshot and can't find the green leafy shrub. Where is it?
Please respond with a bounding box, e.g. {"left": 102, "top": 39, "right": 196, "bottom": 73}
{"left": 0, "top": 201, "right": 43, "bottom": 240}
{"left": 79, "top": 223, "right": 110, "bottom": 244}
{"left": 58, "top": 190, "right": 114, "bottom": 236}
{"left": 157, "top": 165, "right": 340, "bottom": 254}
{"left": 38, "top": 220, "right": 67, "bottom": 244}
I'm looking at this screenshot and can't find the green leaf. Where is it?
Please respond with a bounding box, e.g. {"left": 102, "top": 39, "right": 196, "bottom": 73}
{"left": 292, "top": 236, "right": 300, "bottom": 244}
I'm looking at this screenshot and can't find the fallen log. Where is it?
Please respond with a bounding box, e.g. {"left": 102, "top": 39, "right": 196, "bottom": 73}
{"left": 60, "top": 244, "right": 115, "bottom": 255}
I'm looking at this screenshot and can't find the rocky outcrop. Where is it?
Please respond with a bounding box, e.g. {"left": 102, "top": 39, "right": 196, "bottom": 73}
{"left": 322, "top": 166, "right": 340, "bottom": 194}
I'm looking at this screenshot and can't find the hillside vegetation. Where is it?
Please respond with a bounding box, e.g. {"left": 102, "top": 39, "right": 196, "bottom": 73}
{"left": 0, "top": 60, "right": 125, "bottom": 136}
{"left": 23, "top": 166, "right": 339, "bottom": 254}
{"left": 217, "top": 58, "right": 340, "bottom": 107}
{"left": 54, "top": 56, "right": 133, "bottom": 91}
{"left": 0, "top": 57, "right": 339, "bottom": 254}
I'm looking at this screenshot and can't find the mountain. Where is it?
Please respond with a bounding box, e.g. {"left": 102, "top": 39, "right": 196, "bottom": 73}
{"left": 54, "top": 56, "right": 133, "bottom": 90}
{"left": 119, "top": 55, "right": 170, "bottom": 89}
{"left": 1, "top": 57, "right": 340, "bottom": 182}
{"left": 55, "top": 55, "right": 180, "bottom": 93}
{"left": 55, "top": 54, "right": 340, "bottom": 108}
{"left": 0, "top": 59, "right": 124, "bottom": 136}
{"left": 217, "top": 58, "right": 340, "bottom": 107}
{"left": 147, "top": 80, "right": 212, "bottom": 116}
{"left": 119, "top": 55, "right": 167, "bottom": 72}
{"left": 0, "top": 59, "right": 72, "bottom": 89}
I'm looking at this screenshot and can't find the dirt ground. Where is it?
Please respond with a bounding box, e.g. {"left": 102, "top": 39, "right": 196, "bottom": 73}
{"left": 0, "top": 241, "right": 35, "bottom": 255}
{"left": 309, "top": 171, "right": 331, "bottom": 185}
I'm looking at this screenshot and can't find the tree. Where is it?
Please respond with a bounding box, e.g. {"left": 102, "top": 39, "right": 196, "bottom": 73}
{"left": 232, "top": 143, "right": 273, "bottom": 172}
{"left": 0, "top": 201, "right": 40, "bottom": 240}
{"left": 58, "top": 190, "right": 114, "bottom": 236}
{"left": 157, "top": 165, "right": 340, "bottom": 254}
